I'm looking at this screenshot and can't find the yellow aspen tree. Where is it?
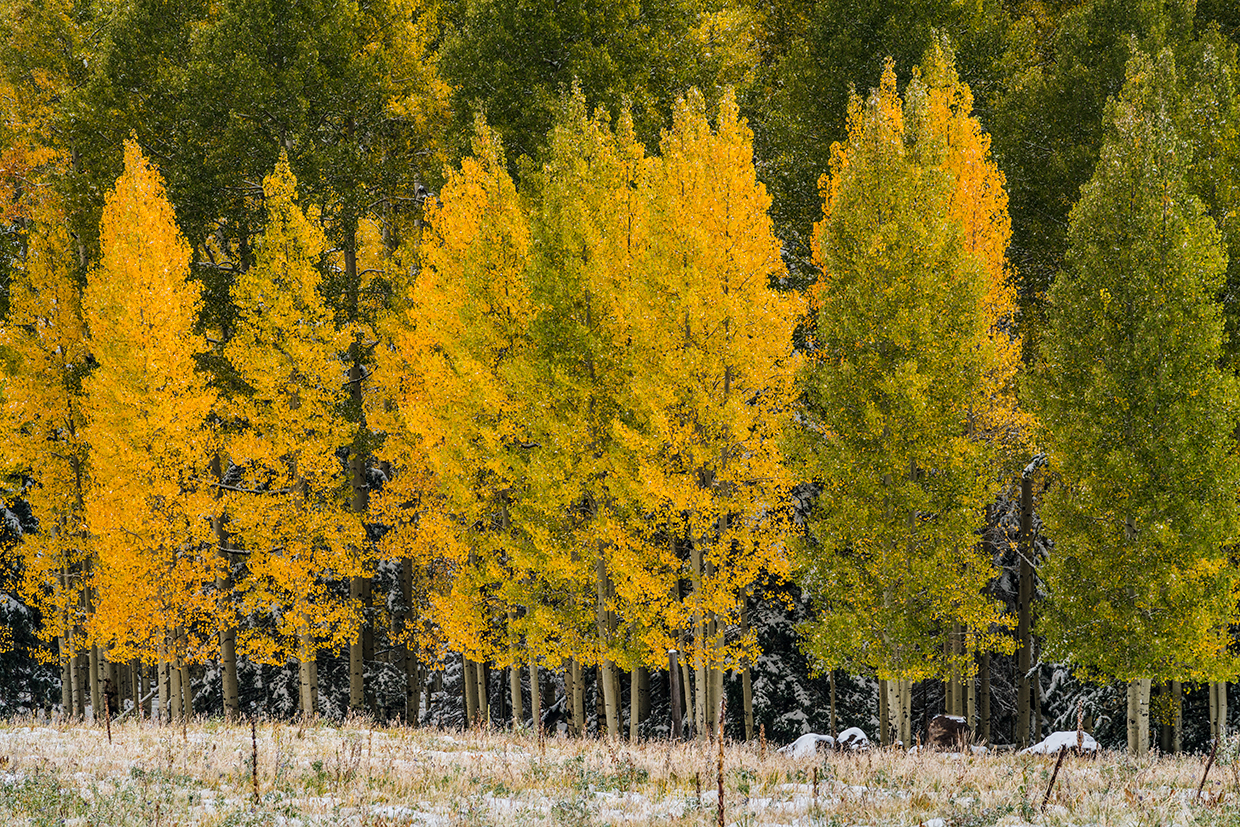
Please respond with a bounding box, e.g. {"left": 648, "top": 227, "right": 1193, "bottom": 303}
{"left": 376, "top": 118, "right": 533, "bottom": 725}
{"left": 222, "top": 152, "right": 366, "bottom": 718}
{"left": 790, "top": 61, "right": 1012, "bottom": 747}
{"left": 920, "top": 40, "right": 1030, "bottom": 459}
{"left": 509, "top": 90, "right": 657, "bottom": 738}
{"left": 622, "top": 89, "right": 801, "bottom": 739}
{"left": 0, "top": 198, "right": 93, "bottom": 715}
{"left": 83, "top": 139, "right": 220, "bottom": 710}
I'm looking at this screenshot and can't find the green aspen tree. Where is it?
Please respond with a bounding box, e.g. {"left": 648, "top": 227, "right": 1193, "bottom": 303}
{"left": 1033, "top": 49, "right": 1240, "bottom": 755}
{"left": 790, "top": 61, "right": 1010, "bottom": 747}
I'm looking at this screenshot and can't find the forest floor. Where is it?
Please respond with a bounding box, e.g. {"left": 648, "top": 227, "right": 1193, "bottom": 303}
{"left": 0, "top": 718, "right": 1234, "bottom": 826}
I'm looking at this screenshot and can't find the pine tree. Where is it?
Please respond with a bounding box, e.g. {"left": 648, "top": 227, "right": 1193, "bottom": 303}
{"left": 1033, "top": 49, "right": 1240, "bottom": 755}
{"left": 222, "top": 152, "right": 367, "bottom": 718}
{"left": 83, "top": 139, "right": 219, "bottom": 719}
{"left": 790, "top": 61, "right": 1011, "bottom": 748}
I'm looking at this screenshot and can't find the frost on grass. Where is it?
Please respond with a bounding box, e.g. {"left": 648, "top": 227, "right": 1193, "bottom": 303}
{"left": 0, "top": 720, "right": 1232, "bottom": 826}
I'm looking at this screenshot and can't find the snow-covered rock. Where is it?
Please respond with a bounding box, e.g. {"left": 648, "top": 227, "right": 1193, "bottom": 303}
{"left": 1020, "top": 730, "right": 1099, "bottom": 755}
{"left": 780, "top": 733, "right": 835, "bottom": 758}
{"left": 927, "top": 714, "right": 971, "bottom": 749}
{"left": 837, "top": 727, "right": 869, "bottom": 750}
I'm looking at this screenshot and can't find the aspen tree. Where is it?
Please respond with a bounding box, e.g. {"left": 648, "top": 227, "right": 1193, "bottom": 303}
{"left": 1034, "top": 49, "right": 1240, "bottom": 755}
{"left": 512, "top": 90, "right": 654, "bottom": 738}
{"left": 791, "top": 62, "right": 1011, "bottom": 747}
{"left": 223, "top": 153, "right": 367, "bottom": 718}
{"left": 919, "top": 40, "right": 1030, "bottom": 732}
{"left": 623, "top": 89, "right": 800, "bottom": 738}
{"left": 1, "top": 199, "right": 93, "bottom": 715}
{"left": 83, "top": 139, "right": 220, "bottom": 697}
{"left": 379, "top": 118, "right": 533, "bottom": 726}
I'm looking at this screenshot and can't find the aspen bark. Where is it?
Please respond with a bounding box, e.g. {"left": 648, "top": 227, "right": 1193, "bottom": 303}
{"left": 169, "top": 653, "right": 183, "bottom": 722}
{"left": 299, "top": 648, "right": 314, "bottom": 719}
{"left": 979, "top": 652, "right": 991, "bottom": 745}
{"left": 669, "top": 651, "right": 683, "bottom": 739}
{"left": 475, "top": 661, "right": 488, "bottom": 726}
{"left": 1172, "top": 680, "right": 1182, "bottom": 753}
{"left": 629, "top": 668, "right": 640, "bottom": 741}
{"left": 692, "top": 540, "right": 705, "bottom": 740}
{"left": 89, "top": 644, "right": 101, "bottom": 722}
{"left": 596, "top": 552, "right": 620, "bottom": 738}
{"left": 59, "top": 637, "right": 72, "bottom": 715}
{"left": 157, "top": 655, "right": 168, "bottom": 724}
{"left": 637, "top": 667, "right": 650, "bottom": 724}
{"left": 1127, "top": 679, "right": 1151, "bottom": 755}
{"left": 529, "top": 659, "right": 541, "bottom": 733}
{"left": 181, "top": 661, "right": 194, "bottom": 719}
{"left": 510, "top": 663, "right": 523, "bottom": 730}
{"left": 464, "top": 657, "right": 477, "bottom": 725}
{"left": 878, "top": 678, "right": 889, "bottom": 746}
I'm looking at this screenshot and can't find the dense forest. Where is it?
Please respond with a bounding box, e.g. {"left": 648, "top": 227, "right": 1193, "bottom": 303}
{"left": 3, "top": 0, "right": 1240, "bottom": 756}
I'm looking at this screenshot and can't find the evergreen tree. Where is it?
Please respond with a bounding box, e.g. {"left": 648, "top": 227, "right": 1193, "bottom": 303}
{"left": 1032, "top": 48, "right": 1240, "bottom": 755}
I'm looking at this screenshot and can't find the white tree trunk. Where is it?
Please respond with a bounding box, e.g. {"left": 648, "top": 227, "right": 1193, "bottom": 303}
{"left": 1127, "top": 679, "right": 1151, "bottom": 755}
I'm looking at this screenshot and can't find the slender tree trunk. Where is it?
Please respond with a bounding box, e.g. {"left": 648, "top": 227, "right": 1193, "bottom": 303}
{"left": 73, "top": 651, "right": 86, "bottom": 719}
{"left": 464, "top": 657, "right": 477, "bottom": 726}
{"left": 679, "top": 651, "right": 693, "bottom": 737}
{"left": 476, "top": 661, "right": 488, "bottom": 727}
{"left": 181, "top": 661, "right": 194, "bottom": 719}
{"left": 571, "top": 658, "right": 585, "bottom": 736}
{"left": 1127, "top": 679, "right": 1151, "bottom": 755}
{"left": 979, "top": 652, "right": 991, "bottom": 745}
{"left": 529, "top": 659, "right": 541, "bottom": 733}
{"left": 1172, "top": 680, "right": 1182, "bottom": 753}
{"left": 89, "top": 644, "right": 101, "bottom": 721}
{"left": 349, "top": 573, "right": 365, "bottom": 714}
{"left": 157, "top": 652, "right": 168, "bottom": 724}
{"left": 637, "top": 667, "right": 650, "bottom": 725}
{"left": 966, "top": 646, "right": 976, "bottom": 732}
{"left": 1017, "top": 477, "right": 1033, "bottom": 748}
{"left": 1034, "top": 663, "right": 1043, "bottom": 742}
{"left": 510, "top": 663, "right": 523, "bottom": 730}
{"left": 169, "top": 653, "right": 183, "bottom": 723}
{"left": 299, "top": 628, "right": 316, "bottom": 720}
{"left": 130, "top": 659, "right": 141, "bottom": 719}
{"left": 669, "top": 651, "right": 683, "bottom": 739}
{"left": 211, "top": 454, "right": 240, "bottom": 722}
{"left": 1211, "top": 681, "right": 1228, "bottom": 741}
{"left": 692, "top": 540, "right": 705, "bottom": 740}
{"left": 59, "top": 637, "right": 72, "bottom": 715}
{"left": 596, "top": 552, "right": 620, "bottom": 738}
{"left": 629, "top": 668, "right": 641, "bottom": 741}
{"left": 348, "top": 343, "right": 370, "bottom": 715}
{"left": 878, "top": 678, "right": 889, "bottom": 747}
{"left": 829, "top": 671, "right": 838, "bottom": 737}
{"left": 399, "top": 557, "right": 417, "bottom": 724}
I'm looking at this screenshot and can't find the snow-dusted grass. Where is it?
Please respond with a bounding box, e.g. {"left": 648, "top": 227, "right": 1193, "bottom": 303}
{"left": 0, "top": 718, "right": 1234, "bottom": 826}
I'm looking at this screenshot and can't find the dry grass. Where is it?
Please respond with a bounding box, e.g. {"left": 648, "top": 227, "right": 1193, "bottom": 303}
{"left": 0, "top": 717, "right": 1233, "bottom": 826}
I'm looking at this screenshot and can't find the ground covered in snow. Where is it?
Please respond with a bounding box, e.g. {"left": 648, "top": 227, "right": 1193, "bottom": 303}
{"left": 0, "top": 719, "right": 1234, "bottom": 826}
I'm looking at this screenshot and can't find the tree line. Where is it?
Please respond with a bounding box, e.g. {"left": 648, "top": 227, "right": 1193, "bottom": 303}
{"left": 4, "top": 0, "right": 1240, "bottom": 754}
